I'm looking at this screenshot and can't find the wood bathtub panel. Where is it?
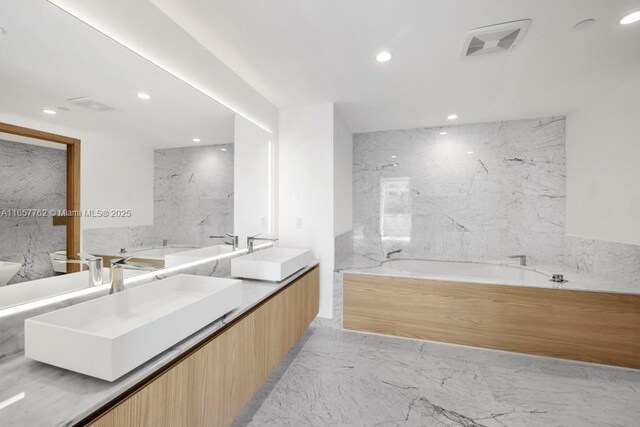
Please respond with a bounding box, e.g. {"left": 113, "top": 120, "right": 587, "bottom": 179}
{"left": 343, "top": 274, "right": 640, "bottom": 369}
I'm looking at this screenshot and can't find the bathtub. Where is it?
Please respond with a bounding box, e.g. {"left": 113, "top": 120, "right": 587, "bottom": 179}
{"left": 379, "top": 259, "right": 552, "bottom": 287}
{"left": 343, "top": 258, "right": 640, "bottom": 369}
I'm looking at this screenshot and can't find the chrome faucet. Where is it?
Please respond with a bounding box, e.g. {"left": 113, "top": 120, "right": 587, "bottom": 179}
{"left": 509, "top": 255, "right": 527, "bottom": 266}
{"left": 386, "top": 249, "right": 402, "bottom": 259}
{"left": 209, "top": 232, "right": 240, "bottom": 250}
{"left": 58, "top": 253, "right": 104, "bottom": 287}
{"left": 109, "top": 257, "right": 158, "bottom": 294}
{"left": 247, "top": 235, "right": 279, "bottom": 254}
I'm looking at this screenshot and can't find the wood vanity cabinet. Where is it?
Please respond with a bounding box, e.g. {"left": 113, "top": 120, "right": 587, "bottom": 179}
{"left": 87, "top": 266, "right": 319, "bottom": 427}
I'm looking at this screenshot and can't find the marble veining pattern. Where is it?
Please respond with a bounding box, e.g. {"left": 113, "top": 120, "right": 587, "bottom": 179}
{"left": 334, "top": 230, "right": 354, "bottom": 271}
{"left": 353, "top": 117, "right": 566, "bottom": 266}
{"left": 83, "top": 225, "right": 156, "bottom": 255}
{"left": 234, "top": 326, "right": 640, "bottom": 427}
{"left": 0, "top": 140, "right": 66, "bottom": 284}
{"left": 564, "top": 235, "right": 640, "bottom": 293}
{"left": 154, "top": 144, "right": 234, "bottom": 247}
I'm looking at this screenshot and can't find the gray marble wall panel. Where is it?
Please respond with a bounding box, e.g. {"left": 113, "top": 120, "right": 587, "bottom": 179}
{"left": 353, "top": 117, "right": 566, "bottom": 265}
{"left": 83, "top": 225, "right": 156, "bottom": 254}
{"left": 334, "top": 230, "right": 353, "bottom": 270}
{"left": 0, "top": 141, "right": 66, "bottom": 284}
{"left": 564, "top": 235, "right": 640, "bottom": 292}
{"left": 154, "top": 144, "right": 234, "bottom": 247}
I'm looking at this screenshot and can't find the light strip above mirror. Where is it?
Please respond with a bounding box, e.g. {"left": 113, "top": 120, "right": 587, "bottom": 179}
{"left": 46, "top": 0, "right": 274, "bottom": 135}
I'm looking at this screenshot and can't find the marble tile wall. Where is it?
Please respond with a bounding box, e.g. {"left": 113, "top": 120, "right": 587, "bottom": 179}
{"left": 353, "top": 117, "right": 566, "bottom": 266}
{"left": 564, "top": 235, "right": 640, "bottom": 293}
{"left": 334, "top": 230, "right": 353, "bottom": 270}
{"left": 0, "top": 141, "right": 66, "bottom": 284}
{"left": 154, "top": 144, "right": 234, "bottom": 247}
{"left": 83, "top": 144, "right": 235, "bottom": 254}
{"left": 82, "top": 225, "right": 156, "bottom": 255}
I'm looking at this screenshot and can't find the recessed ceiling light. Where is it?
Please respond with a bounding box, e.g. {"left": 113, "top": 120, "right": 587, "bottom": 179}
{"left": 440, "top": 131, "right": 448, "bottom": 135}
{"left": 220, "top": 148, "right": 228, "bottom": 152}
{"left": 391, "top": 155, "right": 397, "bottom": 159}
{"left": 137, "top": 92, "right": 151, "bottom": 100}
{"left": 192, "top": 138, "right": 201, "bottom": 143}
{"left": 620, "top": 10, "right": 640, "bottom": 25}
{"left": 447, "top": 114, "right": 458, "bottom": 120}
{"left": 467, "top": 151, "right": 474, "bottom": 154}
{"left": 42, "top": 109, "right": 57, "bottom": 115}
{"left": 376, "top": 51, "right": 392, "bottom": 63}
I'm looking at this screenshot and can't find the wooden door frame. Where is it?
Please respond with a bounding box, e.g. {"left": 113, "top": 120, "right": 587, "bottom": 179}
{"left": 0, "top": 122, "right": 81, "bottom": 271}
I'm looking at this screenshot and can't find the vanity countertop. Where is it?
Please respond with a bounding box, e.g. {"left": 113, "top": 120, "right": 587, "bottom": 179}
{"left": 0, "top": 262, "right": 319, "bottom": 427}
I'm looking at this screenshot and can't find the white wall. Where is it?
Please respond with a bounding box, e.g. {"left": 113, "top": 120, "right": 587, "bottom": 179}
{"left": 333, "top": 109, "right": 353, "bottom": 237}
{"left": 234, "top": 114, "right": 274, "bottom": 243}
{"left": 566, "top": 68, "right": 640, "bottom": 245}
{"left": 279, "top": 103, "right": 335, "bottom": 318}
{"left": 0, "top": 112, "right": 154, "bottom": 233}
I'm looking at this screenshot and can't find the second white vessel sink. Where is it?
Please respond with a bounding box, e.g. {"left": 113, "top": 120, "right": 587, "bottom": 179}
{"left": 25, "top": 274, "right": 242, "bottom": 381}
{"left": 231, "top": 247, "right": 313, "bottom": 282}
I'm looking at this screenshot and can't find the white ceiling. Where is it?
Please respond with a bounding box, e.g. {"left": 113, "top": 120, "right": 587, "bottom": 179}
{"left": 0, "top": 0, "right": 235, "bottom": 148}
{"left": 152, "top": 0, "right": 640, "bottom": 132}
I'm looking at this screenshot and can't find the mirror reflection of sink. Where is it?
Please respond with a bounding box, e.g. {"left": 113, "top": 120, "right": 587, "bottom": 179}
{"left": 231, "top": 247, "right": 313, "bottom": 282}
{"left": 164, "top": 244, "right": 234, "bottom": 267}
{"left": 0, "top": 269, "right": 142, "bottom": 311}
{"left": 0, "top": 261, "right": 22, "bottom": 286}
{"left": 25, "top": 274, "right": 242, "bottom": 381}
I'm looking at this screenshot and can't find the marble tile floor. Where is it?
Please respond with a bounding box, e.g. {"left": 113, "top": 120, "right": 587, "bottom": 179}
{"left": 233, "top": 326, "right": 640, "bottom": 427}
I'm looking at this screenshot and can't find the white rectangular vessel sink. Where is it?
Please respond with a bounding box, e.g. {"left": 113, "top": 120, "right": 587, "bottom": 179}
{"left": 25, "top": 274, "right": 242, "bottom": 381}
{"left": 231, "top": 247, "right": 313, "bottom": 282}
{"left": 165, "top": 244, "right": 233, "bottom": 268}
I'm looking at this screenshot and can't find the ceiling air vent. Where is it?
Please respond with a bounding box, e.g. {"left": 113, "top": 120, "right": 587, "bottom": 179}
{"left": 67, "top": 96, "right": 115, "bottom": 112}
{"left": 462, "top": 19, "right": 531, "bottom": 58}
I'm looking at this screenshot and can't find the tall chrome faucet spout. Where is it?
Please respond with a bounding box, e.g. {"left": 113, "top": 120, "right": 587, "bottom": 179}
{"left": 58, "top": 253, "right": 104, "bottom": 287}
{"left": 109, "top": 257, "right": 158, "bottom": 294}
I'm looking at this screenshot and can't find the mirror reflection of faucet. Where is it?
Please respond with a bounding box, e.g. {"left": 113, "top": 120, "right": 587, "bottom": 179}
{"left": 247, "top": 234, "right": 279, "bottom": 254}
{"left": 55, "top": 253, "right": 160, "bottom": 294}
{"left": 56, "top": 253, "right": 104, "bottom": 287}
{"left": 209, "top": 232, "right": 240, "bottom": 251}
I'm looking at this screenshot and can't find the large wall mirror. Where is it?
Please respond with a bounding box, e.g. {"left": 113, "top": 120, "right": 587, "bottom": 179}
{"left": 0, "top": 0, "right": 274, "bottom": 310}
